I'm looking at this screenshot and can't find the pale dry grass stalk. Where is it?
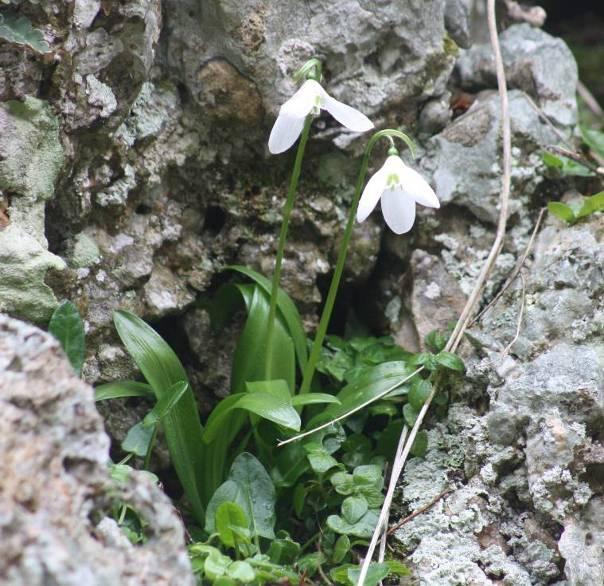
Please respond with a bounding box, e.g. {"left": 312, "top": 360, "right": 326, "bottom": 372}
{"left": 357, "top": 0, "right": 513, "bottom": 582}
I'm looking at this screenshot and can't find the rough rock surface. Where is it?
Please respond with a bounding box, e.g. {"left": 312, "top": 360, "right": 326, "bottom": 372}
{"left": 0, "top": 315, "right": 194, "bottom": 586}
{"left": 0, "top": 1, "right": 601, "bottom": 584}
{"left": 394, "top": 212, "right": 604, "bottom": 585}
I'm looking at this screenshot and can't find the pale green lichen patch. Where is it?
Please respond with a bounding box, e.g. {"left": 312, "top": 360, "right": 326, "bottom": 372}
{"left": 0, "top": 96, "right": 64, "bottom": 203}
{"left": 71, "top": 232, "right": 101, "bottom": 268}
{"left": 0, "top": 225, "right": 66, "bottom": 323}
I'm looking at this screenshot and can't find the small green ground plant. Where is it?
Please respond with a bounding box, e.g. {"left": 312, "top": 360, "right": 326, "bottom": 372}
{"left": 49, "top": 59, "right": 466, "bottom": 585}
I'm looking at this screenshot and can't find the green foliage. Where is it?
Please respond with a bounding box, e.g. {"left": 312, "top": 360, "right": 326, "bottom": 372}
{"left": 316, "top": 335, "right": 411, "bottom": 384}
{"left": 548, "top": 192, "right": 604, "bottom": 224}
{"left": 112, "top": 310, "right": 206, "bottom": 523}
{"left": 580, "top": 126, "right": 604, "bottom": 159}
{"left": 0, "top": 10, "right": 50, "bottom": 53}
{"left": 48, "top": 301, "right": 86, "bottom": 375}
{"left": 541, "top": 151, "right": 593, "bottom": 177}
{"left": 98, "top": 291, "right": 461, "bottom": 583}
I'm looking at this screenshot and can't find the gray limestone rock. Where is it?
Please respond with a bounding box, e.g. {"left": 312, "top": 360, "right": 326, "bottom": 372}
{"left": 424, "top": 90, "right": 560, "bottom": 224}
{"left": 456, "top": 23, "right": 578, "bottom": 127}
{"left": 0, "top": 314, "right": 194, "bottom": 586}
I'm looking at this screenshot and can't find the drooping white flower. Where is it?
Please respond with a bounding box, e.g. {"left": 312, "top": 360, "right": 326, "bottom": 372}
{"left": 356, "top": 155, "right": 440, "bottom": 234}
{"left": 268, "top": 79, "right": 373, "bottom": 154}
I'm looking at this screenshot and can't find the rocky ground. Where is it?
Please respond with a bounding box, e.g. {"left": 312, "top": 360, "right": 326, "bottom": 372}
{"left": 0, "top": 1, "right": 602, "bottom": 584}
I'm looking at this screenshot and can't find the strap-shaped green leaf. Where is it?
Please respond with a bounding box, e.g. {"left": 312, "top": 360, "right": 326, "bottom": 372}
{"left": 228, "top": 265, "right": 308, "bottom": 371}
{"left": 143, "top": 381, "right": 189, "bottom": 427}
{"left": 113, "top": 310, "right": 206, "bottom": 522}
{"left": 231, "top": 286, "right": 295, "bottom": 394}
{"left": 95, "top": 380, "right": 154, "bottom": 401}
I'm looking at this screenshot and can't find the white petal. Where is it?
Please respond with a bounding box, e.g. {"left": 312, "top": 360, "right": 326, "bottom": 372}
{"left": 380, "top": 188, "right": 417, "bottom": 234}
{"left": 356, "top": 162, "right": 389, "bottom": 223}
{"left": 280, "top": 79, "right": 323, "bottom": 117}
{"left": 322, "top": 93, "right": 373, "bottom": 132}
{"left": 398, "top": 164, "right": 440, "bottom": 208}
{"left": 268, "top": 113, "right": 306, "bottom": 154}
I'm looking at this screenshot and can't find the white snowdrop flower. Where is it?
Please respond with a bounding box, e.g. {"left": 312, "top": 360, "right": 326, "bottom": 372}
{"left": 268, "top": 79, "right": 373, "bottom": 154}
{"left": 356, "top": 155, "right": 440, "bottom": 234}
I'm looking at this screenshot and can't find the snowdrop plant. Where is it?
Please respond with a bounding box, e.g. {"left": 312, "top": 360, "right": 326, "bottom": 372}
{"left": 356, "top": 150, "right": 440, "bottom": 234}
{"left": 265, "top": 58, "right": 373, "bottom": 375}
{"left": 299, "top": 129, "right": 435, "bottom": 395}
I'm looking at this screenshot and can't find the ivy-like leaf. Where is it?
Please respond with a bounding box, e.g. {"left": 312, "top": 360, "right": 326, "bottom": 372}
{"left": 435, "top": 351, "right": 465, "bottom": 373}
{"left": 121, "top": 421, "right": 154, "bottom": 458}
{"left": 48, "top": 300, "right": 86, "bottom": 375}
{"left": 0, "top": 11, "right": 50, "bottom": 53}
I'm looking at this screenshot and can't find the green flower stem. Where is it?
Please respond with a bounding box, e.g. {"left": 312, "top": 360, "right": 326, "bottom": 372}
{"left": 299, "top": 129, "right": 417, "bottom": 394}
{"left": 265, "top": 115, "right": 313, "bottom": 376}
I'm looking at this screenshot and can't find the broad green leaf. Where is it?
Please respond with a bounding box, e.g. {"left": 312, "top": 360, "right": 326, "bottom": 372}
{"left": 291, "top": 393, "right": 341, "bottom": 407}
{"left": 231, "top": 286, "right": 295, "bottom": 394}
{"left": 237, "top": 392, "right": 300, "bottom": 431}
{"left": 332, "top": 534, "right": 351, "bottom": 564}
{"left": 548, "top": 201, "right": 576, "bottom": 223}
{"left": 207, "top": 283, "right": 247, "bottom": 330}
{"left": 408, "top": 352, "right": 438, "bottom": 371}
{"left": 409, "top": 379, "right": 433, "bottom": 410}
{"left": 330, "top": 471, "right": 355, "bottom": 496}
{"left": 205, "top": 480, "right": 241, "bottom": 534}
{"left": 218, "top": 452, "right": 276, "bottom": 539}
{"left": 327, "top": 508, "right": 379, "bottom": 538}
{"left": 215, "top": 502, "right": 250, "bottom": 548}
{"left": 95, "top": 380, "right": 154, "bottom": 401}
{"left": 576, "top": 191, "right": 604, "bottom": 219}
{"left": 581, "top": 126, "right": 604, "bottom": 158}
{"left": 228, "top": 265, "right": 308, "bottom": 371}
{"left": 121, "top": 421, "right": 154, "bottom": 457}
{"left": 305, "top": 444, "right": 339, "bottom": 475}
{"left": 0, "top": 12, "right": 50, "bottom": 53}
{"left": 341, "top": 495, "right": 368, "bottom": 524}
{"left": 202, "top": 383, "right": 300, "bottom": 444}
{"left": 435, "top": 351, "right": 465, "bottom": 372}
{"left": 352, "top": 464, "right": 382, "bottom": 488}
{"left": 143, "top": 381, "right": 189, "bottom": 427}
{"left": 113, "top": 310, "right": 205, "bottom": 522}
{"left": 410, "top": 429, "right": 429, "bottom": 457}
{"left": 48, "top": 301, "right": 85, "bottom": 375}
{"left": 385, "top": 560, "right": 411, "bottom": 577}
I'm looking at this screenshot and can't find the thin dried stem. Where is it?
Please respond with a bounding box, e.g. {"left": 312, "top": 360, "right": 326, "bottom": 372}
{"left": 277, "top": 368, "right": 422, "bottom": 446}
{"left": 387, "top": 488, "right": 453, "bottom": 535}
{"left": 471, "top": 207, "right": 545, "bottom": 326}
{"left": 499, "top": 271, "right": 527, "bottom": 358}
{"left": 356, "top": 426, "right": 409, "bottom": 586}
{"left": 577, "top": 79, "right": 604, "bottom": 118}
{"left": 357, "top": 2, "right": 513, "bottom": 582}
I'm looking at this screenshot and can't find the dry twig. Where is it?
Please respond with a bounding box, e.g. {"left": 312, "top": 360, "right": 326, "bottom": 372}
{"left": 577, "top": 80, "right": 604, "bottom": 118}
{"left": 471, "top": 207, "right": 545, "bottom": 326}
{"left": 357, "top": 1, "right": 513, "bottom": 582}
{"left": 387, "top": 488, "right": 453, "bottom": 535}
